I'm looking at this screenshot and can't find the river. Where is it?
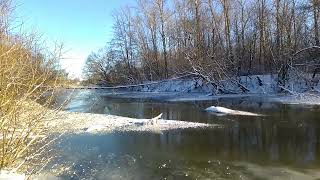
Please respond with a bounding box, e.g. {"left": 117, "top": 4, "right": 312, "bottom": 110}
{"left": 45, "top": 90, "right": 320, "bottom": 180}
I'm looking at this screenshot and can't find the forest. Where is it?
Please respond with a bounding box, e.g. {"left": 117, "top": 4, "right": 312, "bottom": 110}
{"left": 83, "top": 0, "right": 320, "bottom": 93}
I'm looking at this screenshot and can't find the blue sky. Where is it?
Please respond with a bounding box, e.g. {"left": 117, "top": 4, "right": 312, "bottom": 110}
{"left": 13, "top": 0, "right": 134, "bottom": 79}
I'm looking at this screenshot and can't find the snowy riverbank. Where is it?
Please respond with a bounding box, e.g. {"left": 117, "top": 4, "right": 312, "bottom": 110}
{"left": 99, "top": 74, "right": 282, "bottom": 94}
{"left": 89, "top": 73, "right": 320, "bottom": 105}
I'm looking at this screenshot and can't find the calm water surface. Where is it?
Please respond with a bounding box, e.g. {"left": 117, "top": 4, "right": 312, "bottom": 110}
{"left": 48, "top": 90, "right": 320, "bottom": 180}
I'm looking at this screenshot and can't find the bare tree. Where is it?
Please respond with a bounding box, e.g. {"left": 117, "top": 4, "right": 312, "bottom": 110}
{"left": 312, "top": 0, "right": 320, "bottom": 45}
{"left": 83, "top": 0, "right": 320, "bottom": 93}
{"left": 156, "top": 0, "right": 169, "bottom": 78}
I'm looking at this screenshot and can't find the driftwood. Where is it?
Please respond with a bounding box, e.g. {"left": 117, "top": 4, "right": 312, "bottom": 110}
{"left": 278, "top": 46, "right": 320, "bottom": 93}
{"left": 292, "top": 46, "right": 320, "bottom": 58}
{"left": 187, "top": 72, "right": 227, "bottom": 94}
{"left": 146, "top": 113, "right": 163, "bottom": 125}
{"left": 278, "top": 85, "right": 297, "bottom": 95}
{"left": 187, "top": 72, "right": 250, "bottom": 94}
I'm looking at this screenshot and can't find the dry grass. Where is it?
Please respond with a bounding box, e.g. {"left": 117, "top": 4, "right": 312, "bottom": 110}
{"left": 0, "top": 0, "right": 66, "bottom": 175}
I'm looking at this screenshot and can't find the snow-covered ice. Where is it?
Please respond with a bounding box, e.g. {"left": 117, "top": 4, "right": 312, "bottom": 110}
{"left": 47, "top": 111, "right": 216, "bottom": 134}
{"left": 205, "top": 106, "right": 263, "bottom": 116}
{"left": 0, "top": 170, "right": 25, "bottom": 180}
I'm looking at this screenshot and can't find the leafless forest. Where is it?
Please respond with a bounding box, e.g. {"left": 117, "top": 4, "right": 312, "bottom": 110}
{"left": 84, "top": 0, "right": 320, "bottom": 92}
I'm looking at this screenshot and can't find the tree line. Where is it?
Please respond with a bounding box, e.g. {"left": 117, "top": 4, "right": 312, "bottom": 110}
{"left": 83, "top": 0, "right": 320, "bottom": 88}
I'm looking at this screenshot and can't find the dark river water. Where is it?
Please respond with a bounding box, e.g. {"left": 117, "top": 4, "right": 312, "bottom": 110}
{"left": 47, "top": 90, "right": 320, "bottom": 180}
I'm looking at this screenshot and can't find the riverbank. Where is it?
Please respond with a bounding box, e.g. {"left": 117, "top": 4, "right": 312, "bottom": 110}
{"left": 92, "top": 89, "right": 320, "bottom": 106}
{"left": 84, "top": 73, "right": 320, "bottom": 105}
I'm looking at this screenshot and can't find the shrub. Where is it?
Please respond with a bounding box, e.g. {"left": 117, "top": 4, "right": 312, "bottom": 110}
{"left": 0, "top": 0, "right": 65, "bottom": 174}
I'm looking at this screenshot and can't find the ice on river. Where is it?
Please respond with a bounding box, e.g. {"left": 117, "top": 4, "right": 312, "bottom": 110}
{"left": 47, "top": 111, "right": 216, "bottom": 134}
{"left": 205, "top": 106, "right": 263, "bottom": 116}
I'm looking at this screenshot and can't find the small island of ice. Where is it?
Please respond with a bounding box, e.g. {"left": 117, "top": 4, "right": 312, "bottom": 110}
{"left": 205, "top": 106, "right": 263, "bottom": 116}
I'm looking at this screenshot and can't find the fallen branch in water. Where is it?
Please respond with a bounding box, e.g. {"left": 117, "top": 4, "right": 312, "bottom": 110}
{"left": 146, "top": 113, "right": 163, "bottom": 125}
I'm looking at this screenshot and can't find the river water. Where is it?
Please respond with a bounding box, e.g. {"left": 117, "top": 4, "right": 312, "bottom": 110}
{"left": 47, "top": 90, "right": 320, "bottom": 180}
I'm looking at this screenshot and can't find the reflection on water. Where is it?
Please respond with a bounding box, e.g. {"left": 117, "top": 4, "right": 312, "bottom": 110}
{"left": 47, "top": 90, "right": 320, "bottom": 179}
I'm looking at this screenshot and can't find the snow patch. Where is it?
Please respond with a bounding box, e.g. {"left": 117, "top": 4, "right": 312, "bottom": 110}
{"left": 85, "top": 124, "right": 108, "bottom": 133}
{"left": 205, "top": 106, "right": 263, "bottom": 116}
{"left": 48, "top": 111, "right": 216, "bottom": 134}
{"left": 0, "top": 170, "right": 25, "bottom": 180}
{"left": 270, "top": 94, "right": 320, "bottom": 105}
